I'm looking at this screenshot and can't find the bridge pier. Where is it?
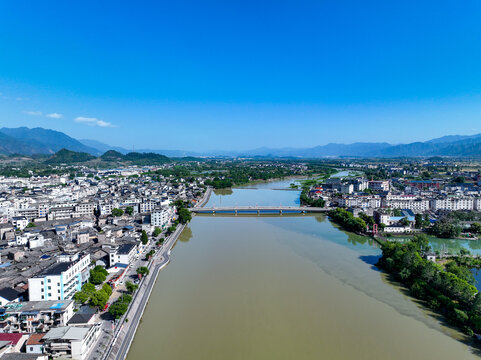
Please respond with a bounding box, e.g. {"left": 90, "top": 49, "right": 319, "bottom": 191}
{"left": 257, "top": 210, "right": 260, "bottom": 215}
{"left": 279, "top": 209, "right": 282, "bottom": 215}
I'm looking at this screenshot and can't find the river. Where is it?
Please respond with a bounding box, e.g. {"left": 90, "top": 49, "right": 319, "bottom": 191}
{"left": 127, "top": 179, "right": 479, "bottom": 360}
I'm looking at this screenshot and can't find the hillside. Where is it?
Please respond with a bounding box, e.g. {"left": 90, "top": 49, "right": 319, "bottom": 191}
{"left": 0, "top": 127, "right": 100, "bottom": 155}
{"left": 45, "top": 149, "right": 96, "bottom": 165}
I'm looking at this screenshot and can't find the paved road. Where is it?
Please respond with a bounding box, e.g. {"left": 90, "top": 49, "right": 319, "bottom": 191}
{"left": 105, "top": 224, "right": 185, "bottom": 360}
{"left": 190, "top": 205, "right": 329, "bottom": 213}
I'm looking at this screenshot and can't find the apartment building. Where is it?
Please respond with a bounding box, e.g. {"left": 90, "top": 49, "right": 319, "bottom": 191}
{"left": 430, "top": 196, "right": 475, "bottom": 211}
{"left": 383, "top": 194, "right": 430, "bottom": 212}
{"left": 368, "top": 180, "right": 390, "bottom": 192}
{"left": 151, "top": 207, "right": 172, "bottom": 228}
{"left": 0, "top": 300, "right": 74, "bottom": 334}
{"left": 28, "top": 254, "right": 90, "bottom": 301}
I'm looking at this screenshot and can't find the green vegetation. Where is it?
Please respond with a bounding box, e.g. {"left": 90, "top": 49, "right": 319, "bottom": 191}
{"left": 89, "top": 265, "right": 109, "bottom": 285}
{"left": 45, "top": 149, "right": 96, "bottom": 164}
{"left": 300, "top": 190, "right": 325, "bottom": 207}
{"left": 153, "top": 227, "right": 162, "bottom": 237}
{"left": 136, "top": 266, "right": 150, "bottom": 277}
{"left": 126, "top": 281, "right": 139, "bottom": 294}
{"left": 125, "top": 206, "right": 134, "bottom": 216}
{"left": 73, "top": 282, "right": 112, "bottom": 309}
{"left": 141, "top": 230, "right": 149, "bottom": 245}
{"left": 109, "top": 294, "right": 133, "bottom": 319}
{"left": 178, "top": 208, "right": 192, "bottom": 224}
{"left": 378, "top": 234, "right": 480, "bottom": 336}
{"left": 111, "top": 208, "right": 124, "bottom": 217}
{"left": 428, "top": 219, "right": 462, "bottom": 239}
{"left": 328, "top": 208, "right": 367, "bottom": 233}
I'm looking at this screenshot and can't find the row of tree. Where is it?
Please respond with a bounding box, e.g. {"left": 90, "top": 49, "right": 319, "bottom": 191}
{"left": 328, "top": 208, "right": 367, "bottom": 233}
{"left": 377, "top": 235, "right": 481, "bottom": 336}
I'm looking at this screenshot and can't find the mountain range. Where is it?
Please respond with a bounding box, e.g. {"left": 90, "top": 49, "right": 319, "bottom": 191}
{"left": 2, "top": 126, "right": 481, "bottom": 158}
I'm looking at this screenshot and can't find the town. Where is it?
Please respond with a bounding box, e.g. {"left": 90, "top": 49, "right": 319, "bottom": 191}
{"left": 0, "top": 156, "right": 481, "bottom": 359}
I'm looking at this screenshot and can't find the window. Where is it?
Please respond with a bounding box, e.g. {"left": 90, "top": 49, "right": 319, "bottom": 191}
{"left": 41, "top": 295, "right": 44, "bottom": 299}
{"left": 41, "top": 288, "right": 44, "bottom": 292}
{"left": 48, "top": 279, "right": 51, "bottom": 283}
{"left": 58, "top": 290, "right": 60, "bottom": 293}
{"left": 57, "top": 283, "right": 60, "bottom": 286}
{"left": 48, "top": 293, "right": 51, "bottom": 297}
{"left": 41, "top": 281, "right": 44, "bottom": 285}
{"left": 48, "top": 286, "right": 51, "bottom": 290}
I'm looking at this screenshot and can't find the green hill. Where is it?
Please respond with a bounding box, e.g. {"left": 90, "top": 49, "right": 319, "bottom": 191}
{"left": 45, "top": 149, "right": 96, "bottom": 164}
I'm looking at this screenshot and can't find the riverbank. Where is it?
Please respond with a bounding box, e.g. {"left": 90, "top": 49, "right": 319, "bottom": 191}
{"left": 104, "top": 223, "right": 187, "bottom": 360}
{"left": 103, "top": 187, "right": 213, "bottom": 360}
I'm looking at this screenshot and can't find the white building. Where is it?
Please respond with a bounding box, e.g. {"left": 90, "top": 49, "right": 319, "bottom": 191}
{"left": 338, "top": 196, "right": 381, "bottom": 209}
{"left": 108, "top": 243, "right": 138, "bottom": 267}
{"left": 430, "top": 196, "right": 475, "bottom": 211}
{"left": 42, "top": 324, "right": 101, "bottom": 360}
{"left": 383, "top": 194, "right": 430, "bottom": 212}
{"left": 151, "top": 207, "right": 172, "bottom": 228}
{"left": 28, "top": 254, "right": 90, "bottom": 301}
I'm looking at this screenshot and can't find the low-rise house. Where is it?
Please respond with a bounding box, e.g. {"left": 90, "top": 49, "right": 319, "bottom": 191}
{"left": 0, "top": 288, "right": 23, "bottom": 306}
{"left": 108, "top": 243, "right": 137, "bottom": 267}
{"left": 26, "top": 333, "right": 46, "bottom": 354}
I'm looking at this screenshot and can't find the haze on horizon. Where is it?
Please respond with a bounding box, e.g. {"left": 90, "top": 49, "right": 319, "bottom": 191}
{"left": 1, "top": 1, "right": 481, "bottom": 152}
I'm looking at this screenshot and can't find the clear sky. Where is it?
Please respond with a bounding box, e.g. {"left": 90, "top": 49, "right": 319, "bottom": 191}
{"left": 1, "top": 0, "right": 481, "bottom": 151}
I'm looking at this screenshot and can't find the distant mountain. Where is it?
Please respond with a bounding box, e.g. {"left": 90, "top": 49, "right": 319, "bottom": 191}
{"left": 239, "top": 142, "right": 392, "bottom": 157}
{"left": 0, "top": 127, "right": 100, "bottom": 155}
{"left": 4, "top": 126, "right": 481, "bottom": 158}
{"left": 79, "top": 139, "right": 129, "bottom": 154}
{"left": 0, "top": 131, "right": 44, "bottom": 155}
{"left": 45, "top": 149, "right": 96, "bottom": 164}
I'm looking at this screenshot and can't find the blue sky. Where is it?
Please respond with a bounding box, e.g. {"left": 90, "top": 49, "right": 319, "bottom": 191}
{"left": 1, "top": 0, "right": 481, "bottom": 151}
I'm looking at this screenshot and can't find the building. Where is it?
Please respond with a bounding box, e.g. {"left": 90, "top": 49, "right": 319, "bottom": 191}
{"left": 151, "top": 207, "right": 171, "bottom": 228}
{"left": 430, "top": 196, "right": 475, "bottom": 211}
{"left": 11, "top": 216, "right": 28, "bottom": 231}
{"left": 28, "top": 254, "right": 90, "bottom": 301}
{"left": 0, "top": 288, "right": 23, "bottom": 307}
{"left": 26, "top": 333, "right": 46, "bottom": 354}
{"left": 338, "top": 195, "right": 381, "bottom": 209}
{"left": 0, "top": 300, "right": 74, "bottom": 333}
{"left": 42, "top": 324, "right": 101, "bottom": 360}
{"left": 108, "top": 243, "right": 137, "bottom": 267}
{"left": 383, "top": 194, "right": 430, "bottom": 212}
{"left": 340, "top": 184, "right": 354, "bottom": 194}
{"left": 368, "top": 181, "right": 390, "bottom": 192}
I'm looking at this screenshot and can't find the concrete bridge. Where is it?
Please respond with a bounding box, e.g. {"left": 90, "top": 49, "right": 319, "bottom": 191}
{"left": 190, "top": 206, "right": 330, "bottom": 215}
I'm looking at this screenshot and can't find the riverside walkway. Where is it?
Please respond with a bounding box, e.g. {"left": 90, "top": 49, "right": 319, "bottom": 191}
{"left": 190, "top": 205, "right": 329, "bottom": 214}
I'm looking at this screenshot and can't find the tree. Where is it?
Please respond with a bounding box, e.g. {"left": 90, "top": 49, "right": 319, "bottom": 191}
{"left": 109, "top": 301, "right": 129, "bottom": 319}
{"left": 89, "top": 266, "right": 108, "bottom": 285}
{"left": 136, "top": 266, "right": 150, "bottom": 277}
{"left": 393, "top": 209, "right": 402, "bottom": 217}
{"left": 469, "top": 223, "right": 481, "bottom": 234}
{"left": 141, "top": 230, "right": 149, "bottom": 245}
{"left": 102, "top": 283, "right": 113, "bottom": 297}
{"left": 153, "top": 227, "right": 162, "bottom": 237}
{"left": 89, "top": 289, "right": 109, "bottom": 308}
{"left": 125, "top": 206, "right": 134, "bottom": 216}
{"left": 126, "top": 281, "right": 139, "bottom": 294}
{"left": 400, "top": 217, "right": 410, "bottom": 227}
{"left": 111, "top": 208, "right": 124, "bottom": 217}
{"left": 73, "top": 291, "right": 89, "bottom": 304}
{"left": 178, "top": 208, "right": 192, "bottom": 224}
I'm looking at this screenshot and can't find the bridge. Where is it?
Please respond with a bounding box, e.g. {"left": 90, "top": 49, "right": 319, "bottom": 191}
{"left": 190, "top": 206, "right": 330, "bottom": 215}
